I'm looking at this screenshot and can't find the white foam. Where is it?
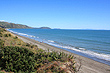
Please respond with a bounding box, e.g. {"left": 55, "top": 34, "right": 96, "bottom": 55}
{"left": 67, "top": 46, "right": 110, "bottom": 61}
{"left": 7, "top": 30, "right": 19, "bottom": 34}
{"left": 47, "top": 42, "right": 110, "bottom": 61}
{"left": 7, "top": 29, "right": 35, "bottom": 38}
{"left": 48, "top": 40, "right": 55, "bottom": 43}
{"left": 79, "top": 48, "right": 86, "bottom": 50}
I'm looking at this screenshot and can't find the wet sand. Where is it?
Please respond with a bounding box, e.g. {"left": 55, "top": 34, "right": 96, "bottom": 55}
{"left": 12, "top": 33, "right": 110, "bottom": 73}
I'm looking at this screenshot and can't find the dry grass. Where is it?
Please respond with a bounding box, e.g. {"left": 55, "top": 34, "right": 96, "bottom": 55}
{"left": 0, "top": 28, "right": 39, "bottom": 51}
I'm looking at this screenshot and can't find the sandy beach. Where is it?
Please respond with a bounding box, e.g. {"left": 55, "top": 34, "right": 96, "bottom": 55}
{"left": 12, "top": 33, "right": 110, "bottom": 73}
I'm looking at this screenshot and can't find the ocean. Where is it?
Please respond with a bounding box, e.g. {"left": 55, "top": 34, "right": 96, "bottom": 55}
{"left": 7, "top": 29, "right": 110, "bottom": 65}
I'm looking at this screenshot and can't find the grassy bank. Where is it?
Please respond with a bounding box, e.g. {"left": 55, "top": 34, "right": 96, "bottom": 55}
{"left": 0, "top": 28, "right": 76, "bottom": 73}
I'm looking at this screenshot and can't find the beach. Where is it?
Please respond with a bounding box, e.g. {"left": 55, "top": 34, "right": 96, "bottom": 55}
{"left": 11, "top": 32, "right": 110, "bottom": 73}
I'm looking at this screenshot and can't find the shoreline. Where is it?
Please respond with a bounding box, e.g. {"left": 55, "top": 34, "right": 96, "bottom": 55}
{"left": 11, "top": 32, "right": 110, "bottom": 73}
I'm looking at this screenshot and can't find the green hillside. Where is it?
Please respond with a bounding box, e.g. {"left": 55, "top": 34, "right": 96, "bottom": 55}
{"left": 0, "top": 22, "right": 31, "bottom": 28}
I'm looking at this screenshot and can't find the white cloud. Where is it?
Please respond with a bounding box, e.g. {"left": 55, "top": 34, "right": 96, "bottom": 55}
{"left": 0, "top": 20, "right": 5, "bottom": 22}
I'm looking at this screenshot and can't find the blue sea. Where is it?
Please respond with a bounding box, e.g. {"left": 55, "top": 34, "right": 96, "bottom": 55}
{"left": 7, "top": 29, "right": 110, "bottom": 65}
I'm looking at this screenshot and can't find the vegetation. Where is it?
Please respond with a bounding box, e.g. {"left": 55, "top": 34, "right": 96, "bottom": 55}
{"left": 34, "top": 50, "right": 76, "bottom": 73}
{"left": 0, "top": 46, "right": 35, "bottom": 72}
{"left": 14, "top": 36, "right": 18, "bottom": 39}
{"left": 0, "top": 39, "right": 4, "bottom": 48}
{"left": 0, "top": 22, "right": 31, "bottom": 28}
{"left": 0, "top": 27, "right": 76, "bottom": 73}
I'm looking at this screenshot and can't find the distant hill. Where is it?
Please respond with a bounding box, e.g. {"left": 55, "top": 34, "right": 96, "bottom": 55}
{"left": 39, "top": 27, "right": 51, "bottom": 29}
{"left": 34, "top": 27, "right": 51, "bottom": 29}
{"left": 0, "top": 21, "right": 31, "bottom": 28}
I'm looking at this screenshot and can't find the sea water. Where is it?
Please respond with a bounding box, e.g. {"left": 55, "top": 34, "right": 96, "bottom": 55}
{"left": 7, "top": 29, "right": 110, "bottom": 65}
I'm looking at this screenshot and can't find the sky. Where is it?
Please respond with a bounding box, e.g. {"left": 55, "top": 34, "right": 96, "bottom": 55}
{"left": 0, "top": 0, "right": 110, "bottom": 30}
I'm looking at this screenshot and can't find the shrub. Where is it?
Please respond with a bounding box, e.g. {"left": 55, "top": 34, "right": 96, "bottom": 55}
{"left": 0, "top": 39, "right": 4, "bottom": 48}
{"left": 31, "top": 45, "right": 34, "bottom": 48}
{"left": 4, "top": 34, "right": 8, "bottom": 37}
{"left": 3, "top": 34, "right": 11, "bottom": 37}
{"left": 0, "top": 34, "right": 2, "bottom": 37}
{"left": 14, "top": 36, "right": 18, "bottom": 39}
{"left": 0, "top": 32, "right": 2, "bottom": 35}
{"left": 0, "top": 28, "right": 6, "bottom": 32}
{"left": 47, "top": 57, "right": 53, "bottom": 62}
{"left": 26, "top": 43, "right": 31, "bottom": 47}
{"left": 0, "top": 46, "right": 35, "bottom": 72}
{"left": 17, "top": 42, "right": 21, "bottom": 45}
{"left": 0, "top": 71, "right": 5, "bottom": 73}
{"left": 8, "top": 34, "right": 11, "bottom": 37}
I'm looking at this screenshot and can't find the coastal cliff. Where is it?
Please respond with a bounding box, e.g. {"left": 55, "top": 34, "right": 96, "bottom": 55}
{"left": 0, "top": 21, "right": 31, "bottom": 28}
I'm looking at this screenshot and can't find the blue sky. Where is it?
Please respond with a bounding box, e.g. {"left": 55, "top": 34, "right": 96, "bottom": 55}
{"left": 0, "top": 0, "right": 110, "bottom": 30}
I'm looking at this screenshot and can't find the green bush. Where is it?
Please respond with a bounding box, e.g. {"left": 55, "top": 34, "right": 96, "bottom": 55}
{"left": 0, "top": 71, "right": 4, "bottom": 73}
{"left": 26, "top": 43, "right": 31, "bottom": 47}
{"left": 31, "top": 45, "right": 34, "bottom": 48}
{"left": 0, "top": 39, "right": 4, "bottom": 48}
{"left": 14, "top": 36, "right": 18, "bottom": 39}
{"left": 0, "top": 28, "right": 6, "bottom": 32}
{"left": 4, "top": 34, "right": 11, "bottom": 37}
{"left": 0, "top": 46, "right": 35, "bottom": 72}
{"left": 4, "top": 34, "right": 8, "bottom": 37}
{"left": 17, "top": 42, "right": 21, "bottom": 45}
{"left": 0, "top": 32, "right": 2, "bottom": 35}
{"left": 34, "top": 49, "right": 73, "bottom": 68}
{"left": 8, "top": 34, "right": 11, "bottom": 37}
{"left": 0, "top": 35, "right": 2, "bottom": 37}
